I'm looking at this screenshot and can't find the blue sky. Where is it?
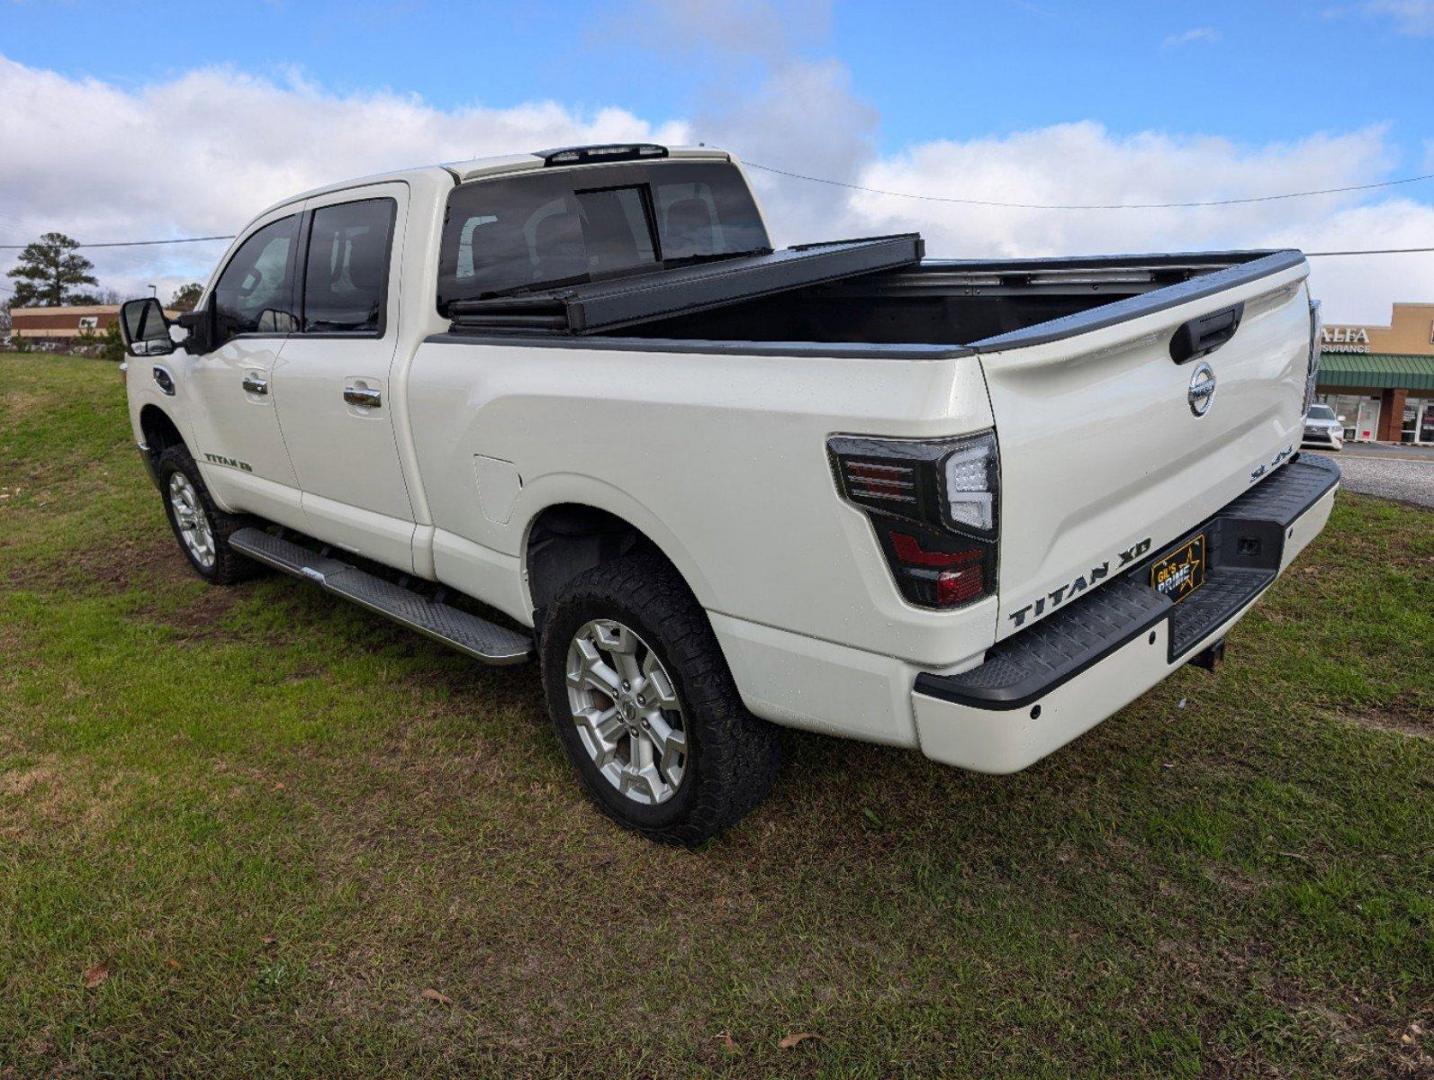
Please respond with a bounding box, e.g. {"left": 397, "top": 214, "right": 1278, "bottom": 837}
{"left": 2, "top": 1, "right": 1432, "bottom": 319}
{"left": 7, "top": 1, "right": 1430, "bottom": 164}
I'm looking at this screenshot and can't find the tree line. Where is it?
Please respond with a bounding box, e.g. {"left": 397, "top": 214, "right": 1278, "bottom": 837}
{"left": 4, "top": 232, "right": 203, "bottom": 314}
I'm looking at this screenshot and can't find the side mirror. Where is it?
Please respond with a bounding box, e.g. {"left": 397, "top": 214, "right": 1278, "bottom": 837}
{"left": 120, "top": 298, "right": 174, "bottom": 357}
{"left": 1337, "top": 415, "right": 1347, "bottom": 423}
{"left": 176, "top": 298, "right": 215, "bottom": 356}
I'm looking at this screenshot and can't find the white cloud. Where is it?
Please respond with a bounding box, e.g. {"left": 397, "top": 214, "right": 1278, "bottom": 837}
{"left": 1362, "top": 0, "right": 1434, "bottom": 35}
{"left": 796, "top": 122, "right": 1434, "bottom": 323}
{"left": 1162, "top": 27, "right": 1221, "bottom": 48}
{"left": 703, "top": 59, "right": 878, "bottom": 242}
{"left": 2, "top": 51, "right": 1430, "bottom": 323}
{"left": 0, "top": 56, "right": 687, "bottom": 301}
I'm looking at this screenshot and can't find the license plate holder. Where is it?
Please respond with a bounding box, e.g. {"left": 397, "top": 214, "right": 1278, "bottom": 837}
{"left": 1150, "top": 533, "right": 1207, "bottom": 604}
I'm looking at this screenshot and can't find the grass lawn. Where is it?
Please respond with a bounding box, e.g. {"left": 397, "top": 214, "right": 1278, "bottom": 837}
{"left": 1, "top": 351, "right": 1430, "bottom": 1078}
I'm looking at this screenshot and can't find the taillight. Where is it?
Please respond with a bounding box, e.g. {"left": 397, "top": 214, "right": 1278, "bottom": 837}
{"left": 829, "top": 431, "right": 999, "bottom": 609}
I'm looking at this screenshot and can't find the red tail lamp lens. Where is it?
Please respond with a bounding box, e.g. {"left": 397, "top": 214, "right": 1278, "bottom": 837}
{"left": 883, "top": 528, "right": 989, "bottom": 608}
{"left": 890, "top": 532, "right": 984, "bottom": 568}
{"left": 937, "top": 566, "right": 985, "bottom": 605}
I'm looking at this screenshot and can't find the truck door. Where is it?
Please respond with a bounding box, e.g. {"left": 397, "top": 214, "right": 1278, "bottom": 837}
{"left": 270, "top": 184, "right": 417, "bottom": 571}
{"left": 185, "top": 209, "right": 305, "bottom": 528}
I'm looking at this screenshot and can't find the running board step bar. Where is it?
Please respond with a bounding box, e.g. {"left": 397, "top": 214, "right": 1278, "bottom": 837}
{"left": 228, "top": 528, "right": 533, "bottom": 666}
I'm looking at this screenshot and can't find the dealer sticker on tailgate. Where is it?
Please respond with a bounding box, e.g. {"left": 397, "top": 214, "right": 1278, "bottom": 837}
{"left": 1151, "top": 534, "right": 1207, "bottom": 604}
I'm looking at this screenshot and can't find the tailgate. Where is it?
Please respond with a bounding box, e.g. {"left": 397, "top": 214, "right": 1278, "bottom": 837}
{"left": 977, "top": 252, "right": 1313, "bottom": 639}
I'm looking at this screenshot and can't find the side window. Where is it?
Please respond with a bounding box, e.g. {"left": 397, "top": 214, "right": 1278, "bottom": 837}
{"left": 654, "top": 180, "right": 720, "bottom": 259}
{"left": 213, "top": 215, "right": 299, "bottom": 344}
{"left": 574, "top": 186, "right": 656, "bottom": 277}
{"left": 302, "top": 198, "right": 396, "bottom": 334}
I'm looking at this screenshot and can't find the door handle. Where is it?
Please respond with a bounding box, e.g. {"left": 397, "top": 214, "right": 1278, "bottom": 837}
{"left": 344, "top": 384, "right": 382, "bottom": 409}
{"left": 242, "top": 372, "right": 268, "bottom": 395}
{"left": 1170, "top": 303, "right": 1243, "bottom": 364}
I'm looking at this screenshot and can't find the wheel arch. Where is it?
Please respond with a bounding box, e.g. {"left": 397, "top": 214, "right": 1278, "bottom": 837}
{"left": 135, "top": 403, "right": 189, "bottom": 487}
{"left": 523, "top": 501, "right": 712, "bottom": 629}
{"left": 139, "top": 403, "right": 185, "bottom": 456}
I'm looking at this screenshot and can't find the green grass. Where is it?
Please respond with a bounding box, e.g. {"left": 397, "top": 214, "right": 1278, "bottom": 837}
{"left": 1, "top": 352, "right": 1431, "bottom": 1078}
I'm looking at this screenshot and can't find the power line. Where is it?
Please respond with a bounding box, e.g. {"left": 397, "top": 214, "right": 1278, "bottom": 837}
{"left": 0, "top": 234, "right": 234, "bottom": 250}
{"left": 0, "top": 164, "right": 1430, "bottom": 253}
{"left": 1305, "top": 246, "right": 1434, "bottom": 257}
{"left": 744, "top": 161, "right": 1434, "bottom": 210}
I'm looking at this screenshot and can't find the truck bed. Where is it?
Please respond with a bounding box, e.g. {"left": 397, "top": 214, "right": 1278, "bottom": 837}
{"left": 443, "top": 245, "right": 1301, "bottom": 353}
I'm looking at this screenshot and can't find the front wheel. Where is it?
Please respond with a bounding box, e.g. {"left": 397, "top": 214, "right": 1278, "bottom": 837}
{"left": 539, "top": 553, "right": 780, "bottom": 846}
{"left": 156, "top": 446, "right": 262, "bottom": 585}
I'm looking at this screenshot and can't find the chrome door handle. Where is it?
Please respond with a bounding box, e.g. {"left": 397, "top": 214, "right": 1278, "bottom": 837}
{"left": 242, "top": 373, "right": 268, "bottom": 395}
{"left": 344, "top": 384, "right": 382, "bottom": 409}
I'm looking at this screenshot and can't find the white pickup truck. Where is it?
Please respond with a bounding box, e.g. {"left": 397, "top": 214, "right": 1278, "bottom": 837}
{"left": 120, "top": 143, "right": 1339, "bottom": 844}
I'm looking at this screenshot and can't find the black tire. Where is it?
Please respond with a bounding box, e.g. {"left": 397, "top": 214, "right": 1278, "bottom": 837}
{"left": 539, "top": 553, "right": 780, "bottom": 846}
{"left": 155, "top": 445, "right": 263, "bottom": 585}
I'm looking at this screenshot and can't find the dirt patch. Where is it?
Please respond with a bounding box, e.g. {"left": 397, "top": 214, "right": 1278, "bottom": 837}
{"left": 0, "top": 387, "right": 44, "bottom": 421}
{"left": 3, "top": 520, "right": 248, "bottom": 653}
{"left": 0, "top": 763, "right": 59, "bottom": 798}
{"left": 141, "top": 582, "right": 245, "bottom": 642}
{"left": 3, "top": 529, "right": 188, "bottom": 596}
{"left": 0, "top": 756, "right": 129, "bottom": 838}
{"left": 1335, "top": 696, "right": 1432, "bottom": 740}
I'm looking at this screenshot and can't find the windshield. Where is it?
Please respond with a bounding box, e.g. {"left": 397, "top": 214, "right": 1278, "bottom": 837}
{"left": 1307, "top": 404, "right": 1336, "bottom": 420}
{"left": 436, "top": 161, "right": 770, "bottom": 312}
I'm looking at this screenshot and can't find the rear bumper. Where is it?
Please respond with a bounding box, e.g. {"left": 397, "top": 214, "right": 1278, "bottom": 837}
{"left": 912, "top": 454, "right": 1340, "bottom": 773}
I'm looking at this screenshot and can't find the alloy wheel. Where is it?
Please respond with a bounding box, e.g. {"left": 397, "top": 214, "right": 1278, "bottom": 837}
{"left": 168, "top": 471, "right": 216, "bottom": 569}
{"left": 565, "top": 619, "right": 688, "bottom": 805}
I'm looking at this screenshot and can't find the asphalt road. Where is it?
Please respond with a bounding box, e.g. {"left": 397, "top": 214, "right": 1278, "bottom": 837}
{"left": 1307, "top": 443, "right": 1434, "bottom": 509}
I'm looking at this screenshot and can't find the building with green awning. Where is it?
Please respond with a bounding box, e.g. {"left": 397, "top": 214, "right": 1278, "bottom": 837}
{"left": 1317, "top": 354, "right": 1434, "bottom": 393}
{"left": 1315, "top": 304, "right": 1434, "bottom": 444}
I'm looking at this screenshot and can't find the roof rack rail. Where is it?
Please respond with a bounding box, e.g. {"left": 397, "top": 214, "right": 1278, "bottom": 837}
{"left": 536, "top": 144, "right": 669, "bottom": 167}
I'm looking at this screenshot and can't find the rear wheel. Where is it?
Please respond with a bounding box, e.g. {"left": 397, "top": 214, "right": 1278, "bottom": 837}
{"left": 156, "top": 446, "right": 262, "bottom": 585}
{"left": 540, "top": 553, "right": 780, "bottom": 846}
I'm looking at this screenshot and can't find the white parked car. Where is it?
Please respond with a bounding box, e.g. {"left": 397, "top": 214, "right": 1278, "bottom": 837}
{"left": 120, "top": 144, "right": 1339, "bottom": 843}
{"left": 1301, "top": 403, "right": 1345, "bottom": 450}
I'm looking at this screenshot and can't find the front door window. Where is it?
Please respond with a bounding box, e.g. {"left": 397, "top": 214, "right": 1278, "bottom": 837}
{"left": 213, "top": 216, "right": 300, "bottom": 344}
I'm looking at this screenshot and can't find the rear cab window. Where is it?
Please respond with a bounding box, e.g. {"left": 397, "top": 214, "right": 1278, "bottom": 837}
{"left": 436, "top": 162, "right": 770, "bottom": 314}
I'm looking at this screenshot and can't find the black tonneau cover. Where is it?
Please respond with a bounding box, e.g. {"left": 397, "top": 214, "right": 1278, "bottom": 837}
{"left": 447, "top": 233, "right": 924, "bottom": 335}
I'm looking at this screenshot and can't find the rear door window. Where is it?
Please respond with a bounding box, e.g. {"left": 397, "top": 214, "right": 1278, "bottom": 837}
{"left": 301, "top": 198, "right": 397, "bottom": 334}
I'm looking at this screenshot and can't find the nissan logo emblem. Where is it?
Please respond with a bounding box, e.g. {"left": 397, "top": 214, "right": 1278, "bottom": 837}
{"left": 1188, "top": 362, "right": 1217, "bottom": 417}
